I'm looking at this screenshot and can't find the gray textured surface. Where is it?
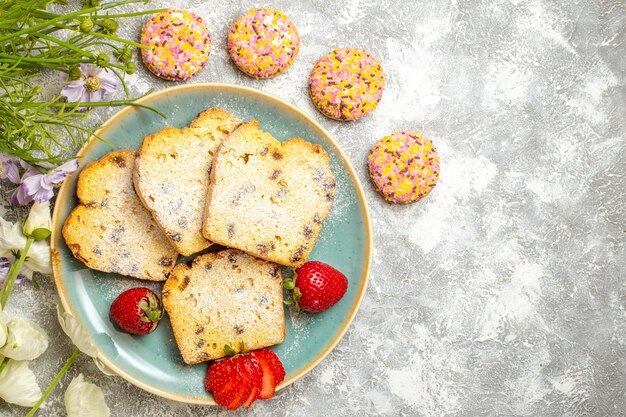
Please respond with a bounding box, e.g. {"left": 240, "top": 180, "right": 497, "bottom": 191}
{"left": 2, "top": 0, "right": 625, "bottom": 416}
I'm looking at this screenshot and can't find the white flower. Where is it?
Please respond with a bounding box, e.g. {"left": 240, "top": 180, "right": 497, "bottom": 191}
{"left": 64, "top": 374, "right": 110, "bottom": 417}
{"left": 57, "top": 304, "right": 98, "bottom": 358}
{"left": 0, "top": 216, "right": 24, "bottom": 256}
{"left": 0, "top": 310, "right": 7, "bottom": 348}
{"left": 0, "top": 359, "right": 42, "bottom": 407}
{"left": 0, "top": 216, "right": 51, "bottom": 277}
{"left": 0, "top": 316, "right": 48, "bottom": 360}
{"left": 22, "top": 201, "right": 52, "bottom": 241}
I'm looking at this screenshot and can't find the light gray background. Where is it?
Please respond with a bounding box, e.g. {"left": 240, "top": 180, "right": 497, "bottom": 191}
{"left": 2, "top": 0, "right": 625, "bottom": 416}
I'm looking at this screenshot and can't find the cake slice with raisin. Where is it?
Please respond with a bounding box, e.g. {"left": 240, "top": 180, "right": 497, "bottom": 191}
{"left": 202, "top": 121, "right": 336, "bottom": 267}
{"left": 162, "top": 249, "right": 285, "bottom": 364}
{"left": 62, "top": 150, "right": 178, "bottom": 281}
{"left": 134, "top": 108, "right": 241, "bottom": 256}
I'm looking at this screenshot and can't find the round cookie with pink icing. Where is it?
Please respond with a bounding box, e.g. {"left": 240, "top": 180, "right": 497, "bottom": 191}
{"left": 309, "top": 47, "right": 385, "bottom": 121}
{"left": 140, "top": 9, "right": 211, "bottom": 81}
{"left": 228, "top": 8, "right": 300, "bottom": 79}
{"left": 368, "top": 131, "right": 440, "bottom": 204}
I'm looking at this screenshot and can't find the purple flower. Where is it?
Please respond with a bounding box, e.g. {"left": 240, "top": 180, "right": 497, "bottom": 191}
{"left": 21, "top": 159, "right": 79, "bottom": 203}
{"left": 8, "top": 185, "right": 31, "bottom": 206}
{"left": 61, "top": 64, "right": 118, "bottom": 110}
{"left": 0, "top": 153, "right": 20, "bottom": 184}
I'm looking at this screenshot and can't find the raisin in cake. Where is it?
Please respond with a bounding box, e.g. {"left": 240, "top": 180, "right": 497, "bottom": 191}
{"left": 202, "top": 121, "right": 336, "bottom": 267}
{"left": 134, "top": 108, "right": 241, "bottom": 256}
{"left": 162, "top": 249, "right": 285, "bottom": 364}
{"left": 62, "top": 150, "right": 178, "bottom": 281}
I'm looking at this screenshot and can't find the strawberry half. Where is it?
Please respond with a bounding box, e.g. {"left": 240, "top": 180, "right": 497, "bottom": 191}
{"left": 252, "top": 349, "right": 286, "bottom": 400}
{"left": 109, "top": 287, "right": 163, "bottom": 335}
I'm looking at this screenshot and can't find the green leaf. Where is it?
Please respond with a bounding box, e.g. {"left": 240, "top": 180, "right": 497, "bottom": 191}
{"left": 223, "top": 344, "right": 236, "bottom": 356}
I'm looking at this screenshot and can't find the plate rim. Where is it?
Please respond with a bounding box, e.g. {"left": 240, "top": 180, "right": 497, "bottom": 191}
{"left": 51, "top": 82, "right": 373, "bottom": 405}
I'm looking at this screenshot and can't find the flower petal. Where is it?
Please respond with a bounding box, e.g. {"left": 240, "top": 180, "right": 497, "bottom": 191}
{"left": 61, "top": 81, "right": 86, "bottom": 102}
{"left": 21, "top": 173, "right": 45, "bottom": 198}
{"left": 93, "top": 358, "right": 117, "bottom": 376}
{"left": 0, "top": 310, "right": 8, "bottom": 348}
{"left": 47, "top": 159, "right": 79, "bottom": 184}
{"left": 57, "top": 305, "right": 98, "bottom": 358}
{"left": 23, "top": 201, "right": 52, "bottom": 237}
{"left": 0, "top": 217, "right": 26, "bottom": 256}
{"left": 8, "top": 185, "right": 32, "bottom": 206}
{"left": 97, "top": 70, "right": 118, "bottom": 94}
{"left": 24, "top": 240, "right": 51, "bottom": 274}
{"left": 0, "top": 161, "right": 21, "bottom": 184}
{"left": 80, "top": 63, "right": 98, "bottom": 77}
{"left": 64, "top": 374, "right": 110, "bottom": 417}
{"left": 0, "top": 316, "right": 48, "bottom": 360}
{"left": 0, "top": 359, "right": 42, "bottom": 407}
{"left": 85, "top": 91, "right": 95, "bottom": 103}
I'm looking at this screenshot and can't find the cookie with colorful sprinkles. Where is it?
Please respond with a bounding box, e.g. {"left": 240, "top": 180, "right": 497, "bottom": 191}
{"left": 228, "top": 8, "right": 300, "bottom": 79}
{"left": 368, "top": 131, "right": 440, "bottom": 204}
{"left": 309, "top": 47, "right": 385, "bottom": 121}
{"left": 140, "top": 9, "right": 211, "bottom": 81}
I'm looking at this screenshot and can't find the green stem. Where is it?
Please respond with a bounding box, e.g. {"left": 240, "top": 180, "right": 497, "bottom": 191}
{"left": 0, "top": 236, "right": 34, "bottom": 309}
{"left": 24, "top": 348, "right": 81, "bottom": 417}
{"left": 52, "top": 23, "right": 149, "bottom": 49}
{"left": 47, "top": 99, "right": 167, "bottom": 118}
{"left": 0, "top": 356, "right": 9, "bottom": 374}
{"left": 97, "top": 9, "right": 168, "bottom": 19}
{"left": 0, "top": 7, "right": 99, "bottom": 43}
{"left": 31, "top": 32, "right": 95, "bottom": 59}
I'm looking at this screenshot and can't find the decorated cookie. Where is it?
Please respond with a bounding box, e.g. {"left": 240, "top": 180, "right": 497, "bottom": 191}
{"left": 227, "top": 8, "right": 300, "bottom": 79}
{"left": 367, "top": 131, "right": 440, "bottom": 204}
{"left": 140, "top": 9, "right": 211, "bottom": 81}
{"left": 309, "top": 47, "right": 385, "bottom": 121}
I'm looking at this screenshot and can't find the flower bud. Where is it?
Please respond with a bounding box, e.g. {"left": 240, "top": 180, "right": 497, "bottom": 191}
{"left": 115, "top": 46, "right": 132, "bottom": 63}
{"left": 68, "top": 66, "right": 82, "bottom": 81}
{"left": 95, "top": 52, "right": 110, "bottom": 68}
{"left": 23, "top": 201, "right": 52, "bottom": 241}
{"left": 99, "top": 18, "right": 119, "bottom": 34}
{"left": 124, "top": 62, "right": 137, "bottom": 75}
{"left": 79, "top": 18, "right": 93, "bottom": 33}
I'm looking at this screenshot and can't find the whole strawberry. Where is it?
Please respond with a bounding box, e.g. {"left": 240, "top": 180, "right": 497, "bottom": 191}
{"left": 285, "top": 261, "right": 348, "bottom": 313}
{"left": 110, "top": 287, "right": 163, "bottom": 335}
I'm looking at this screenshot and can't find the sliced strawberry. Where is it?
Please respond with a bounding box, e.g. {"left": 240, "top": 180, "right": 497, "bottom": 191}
{"left": 205, "top": 359, "right": 231, "bottom": 393}
{"left": 264, "top": 350, "right": 286, "bottom": 385}
{"left": 252, "top": 349, "right": 285, "bottom": 400}
{"left": 213, "top": 377, "right": 239, "bottom": 408}
{"left": 207, "top": 357, "right": 242, "bottom": 408}
{"left": 227, "top": 356, "right": 255, "bottom": 410}
{"left": 242, "top": 356, "right": 262, "bottom": 409}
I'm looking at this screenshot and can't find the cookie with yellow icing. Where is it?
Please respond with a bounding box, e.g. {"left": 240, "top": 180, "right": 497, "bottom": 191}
{"left": 140, "top": 9, "right": 211, "bottom": 81}
{"left": 368, "top": 132, "right": 440, "bottom": 204}
{"left": 228, "top": 8, "right": 299, "bottom": 79}
{"left": 309, "top": 47, "right": 385, "bottom": 121}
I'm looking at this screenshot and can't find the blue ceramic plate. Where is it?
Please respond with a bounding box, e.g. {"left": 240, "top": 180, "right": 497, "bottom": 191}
{"left": 51, "top": 83, "right": 372, "bottom": 404}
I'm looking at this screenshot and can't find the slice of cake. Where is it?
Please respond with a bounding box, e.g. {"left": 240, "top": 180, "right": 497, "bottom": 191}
{"left": 134, "top": 108, "right": 241, "bottom": 256}
{"left": 162, "top": 249, "right": 285, "bottom": 364}
{"left": 62, "top": 150, "right": 178, "bottom": 281}
{"left": 202, "top": 121, "right": 336, "bottom": 267}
